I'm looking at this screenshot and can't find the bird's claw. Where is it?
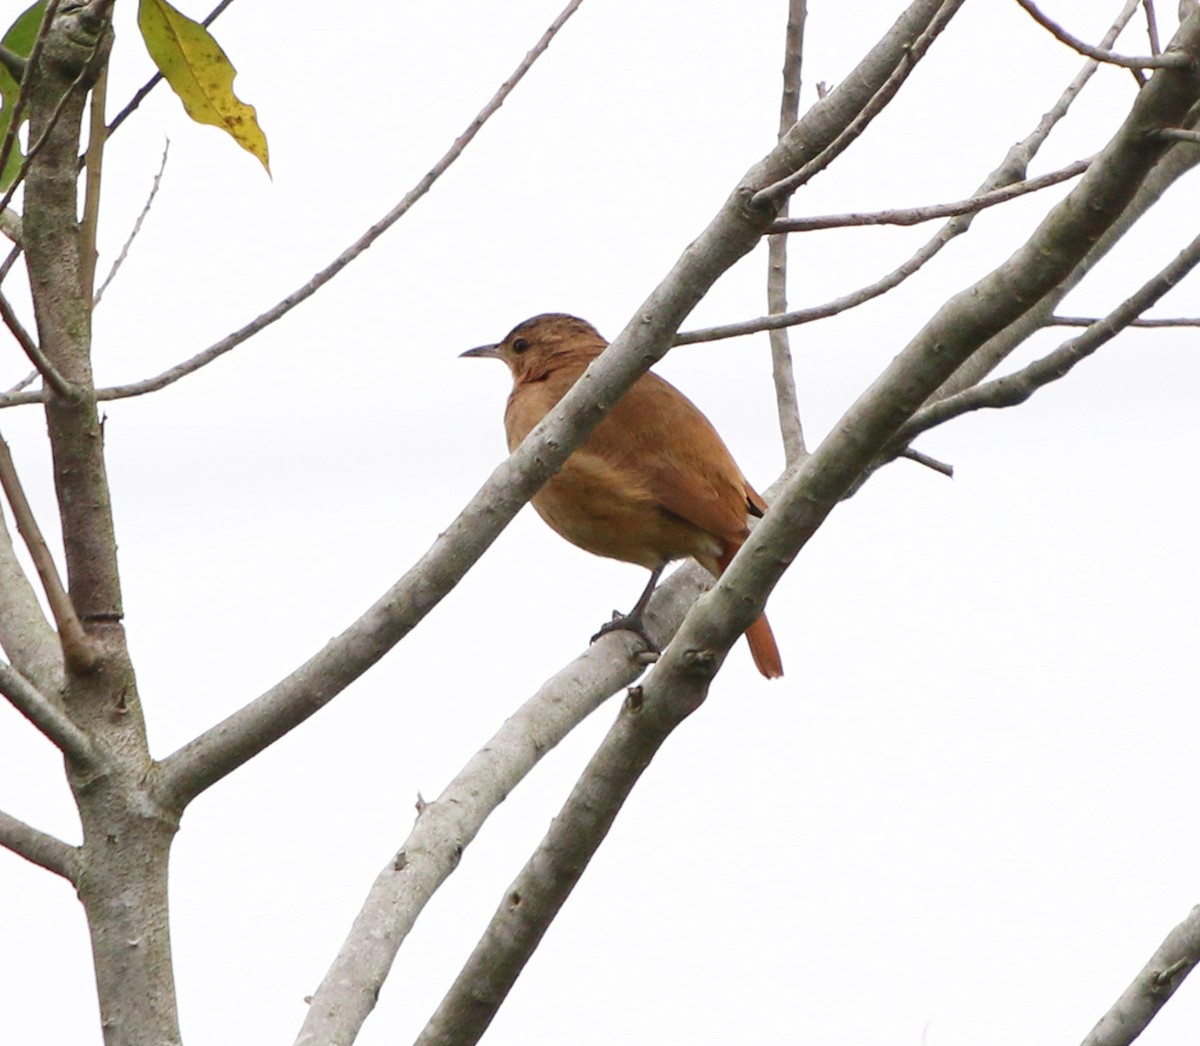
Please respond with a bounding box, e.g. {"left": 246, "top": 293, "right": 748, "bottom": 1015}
{"left": 590, "top": 613, "right": 659, "bottom": 653}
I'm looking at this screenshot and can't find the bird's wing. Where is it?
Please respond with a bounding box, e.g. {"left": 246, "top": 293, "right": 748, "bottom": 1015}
{"left": 598, "top": 373, "right": 753, "bottom": 542}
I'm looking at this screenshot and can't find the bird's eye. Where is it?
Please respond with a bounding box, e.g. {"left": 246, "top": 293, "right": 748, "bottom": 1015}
{"left": 512, "top": 338, "right": 530, "bottom": 354}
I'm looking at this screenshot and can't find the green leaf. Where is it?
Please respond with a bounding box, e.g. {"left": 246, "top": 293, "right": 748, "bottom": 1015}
{"left": 137, "top": 0, "right": 269, "bottom": 173}
{"left": 0, "top": 1, "right": 48, "bottom": 189}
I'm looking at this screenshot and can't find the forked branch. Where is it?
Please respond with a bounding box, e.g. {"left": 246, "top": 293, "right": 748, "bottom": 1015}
{"left": 898, "top": 225, "right": 1200, "bottom": 442}
{"left": 1014, "top": 0, "right": 1190, "bottom": 67}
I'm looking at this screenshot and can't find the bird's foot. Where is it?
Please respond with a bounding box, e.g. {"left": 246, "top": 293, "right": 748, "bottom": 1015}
{"left": 591, "top": 611, "right": 659, "bottom": 653}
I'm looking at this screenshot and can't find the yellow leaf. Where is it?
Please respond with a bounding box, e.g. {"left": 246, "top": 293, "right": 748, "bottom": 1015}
{"left": 137, "top": 0, "right": 269, "bottom": 173}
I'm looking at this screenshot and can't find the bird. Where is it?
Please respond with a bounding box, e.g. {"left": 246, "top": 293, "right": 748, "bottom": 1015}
{"left": 461, "top": 313, "right": 783, "bottom": 679}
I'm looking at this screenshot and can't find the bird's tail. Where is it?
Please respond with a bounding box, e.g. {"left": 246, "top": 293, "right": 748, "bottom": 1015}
{"left": 714, "top": 546, "right": 783, "bottom": 679}
{"left": 745, "top": 614, "right": 783, "bottom": 679}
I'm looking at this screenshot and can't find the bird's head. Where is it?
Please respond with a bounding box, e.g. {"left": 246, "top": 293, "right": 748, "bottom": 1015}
{"left": 461, "top": 313, "right": 607, "bottom": 382}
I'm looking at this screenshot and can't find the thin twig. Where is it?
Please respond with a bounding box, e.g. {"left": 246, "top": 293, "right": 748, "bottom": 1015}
{"left": 898, "top": 225, "right": 1200, "bottom": 443}
{"left": 0, "top": 242, "right": 21, "bottom": 286}
{"left": 1052, "top": 313, "right": 1200, "bottom": 325}
{"left": 1080, "top": 905, "right": 1200, "bottom": 1046}
{"left": 901, "top": 447, "right": 953, "bottom": 477}
{"left": 768, "top": 0, "right": 808, "bottom": 466}
{"left": 94, "top": 139, "right": 169, "bottom": 305}
{"left": 3, "top": 369, "right": 37, "bottom": 394}
{"left": 69, "top": 0, "right": 587, "bottom": 405}
{"left": 0, "top": 658, "right": 95, "bottom": 765}
{"left": 0, "top": 291, "right": 75, "bottom": 397}
{"left": 1013, "top": 0, "right": 1189, "bottom": 67}
{"left": 1144, "top": 0, "right": 1162, "bottom": 53}
{"left": 0, "top": 807, "right": 78, "bottom": 880}
{"left": 0, "top": 0, "right": 61, "bottom": 195}
{"left": 104, "top": 0, "right": 235, "bottom": 138}
{"left": 0, "top": 434, "right": 98, "bottom": 671}
{"left": 770, "top": 157, "right": 1090, "bottom": 232}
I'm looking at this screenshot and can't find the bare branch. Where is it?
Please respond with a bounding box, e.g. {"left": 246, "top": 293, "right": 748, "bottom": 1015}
{"left": 80, "top": 0, "right": 586, "bottom": 404}
{"left": 293, "top": 568, "right": 708, "bottom": 1046}
{"left": 0, "top": 658, "right": 95, "bottom": 766}
{"left": 933, "top": 135, "right": 1200, "bottom": 399}
{"left": 0, "top": 434, "right": 98, "bottom": 671}
{"left": 0, "top": 291, "right": 76, "bottom": 397}
{"left": 0, "top": 242, "right": 22, "bottom": 286}
{"left": 1052, "top": 313, "right": 1200, "bottom": 325}
{"left": 0, "top": 807, "right": 77, "bottom": 881}
{"left": 901, "top": 447, "right": 953, "bottom": 477}
{"left": 770, "top": 157, "right": 1090, "bottom": 232}
{"left": 768, "top": 0, "right": 809, "bottom": 466}
{"left": 94, "top": 139, "right": 169, "bottom": 306}
{"left": 1145, "top": 0, "right": 1163, "bottom": 53}
{"left": 415, "top": 660, "right": 713, "bottom": 1046}
{"left": 898, "top": 224, "right": 1200, "bottom": 442}
{"left": 1080, "top": 905, "right": 1200, "bottom": 1046}
{"left": 1014, "top": 0, "right": 1190, "bottom": 67}
{"left": 153, "top": 0, "right": 957, "bottom": 815}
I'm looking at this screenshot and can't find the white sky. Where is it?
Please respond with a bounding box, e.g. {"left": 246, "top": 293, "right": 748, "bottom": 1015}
{"left": 2, "top": 1, "right": 1200, "bottom": 1043}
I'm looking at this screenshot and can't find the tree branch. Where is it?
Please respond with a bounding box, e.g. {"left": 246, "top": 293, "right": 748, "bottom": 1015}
{"left": 931, "top": 122, "right": 1200, "bottom": 399}
{"left": 770, "top": 157, "right": 1090, "bottom": 232}
{"left": 94, "top": 138, "right": 168, "bottom": 305}
{"left": 0, "top": 434, "right": 98, "bottom": 672}
{"left": 0, "top": 658, "right": 95, "bottom": 766}
{"left": 1052, "top": 313, "right": 1200, "bottom": 325}
{"left": 896, "top": 224, "right": 1200, "bottom": 442}
{"left": 0, "top": 807, "right": 78, "bottom": 881}
{"left": 1080, "top": 905, "right": 1200, "bottom": 1046}
{"left": 292, "top": 568, "right": 710, "bottom": 1046}
{"left": 153, "top": 0, "right": 958, "bottom": 815}
{"left": 767, "top": 0, "right": 809, "bottom": 466}
{"left": 1013, "top": 0, "right": 1190, "bottom": 67}
{"left": 1144, "top": 0, "right": 1162, "bottom": 54}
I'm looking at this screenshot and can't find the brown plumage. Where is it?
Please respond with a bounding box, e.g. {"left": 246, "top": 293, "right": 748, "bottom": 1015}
{"left": 462, "top": 313, "right": 782, "bottom": 679}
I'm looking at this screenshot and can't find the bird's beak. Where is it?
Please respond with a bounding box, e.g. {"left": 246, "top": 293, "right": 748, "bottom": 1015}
{"left": 460, "top": 343, "right": 502, "bottom": 360}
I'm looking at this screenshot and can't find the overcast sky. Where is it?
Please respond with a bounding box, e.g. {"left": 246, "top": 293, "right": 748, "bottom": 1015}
{"left": 2, "top": 1, "right": 1200, "bottom": 1044}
